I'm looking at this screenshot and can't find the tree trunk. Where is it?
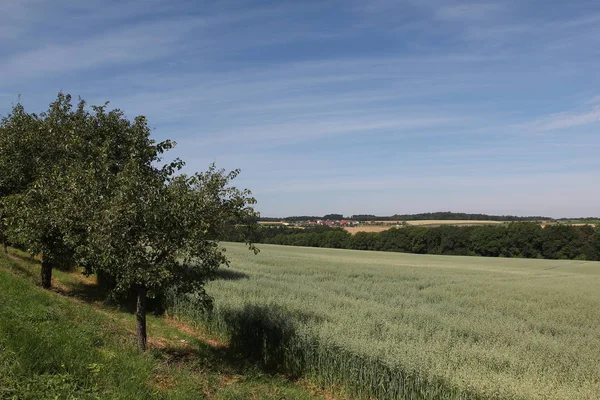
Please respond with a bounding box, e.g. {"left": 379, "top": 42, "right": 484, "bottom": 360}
{"left": 136, "top": 286, "right": 148, "bottom": 351}
{"left": 41, "top": 257, "right": 53, "bottom": 289}
{"left": 0, "top": 209, "right": 5, "bottom": 254}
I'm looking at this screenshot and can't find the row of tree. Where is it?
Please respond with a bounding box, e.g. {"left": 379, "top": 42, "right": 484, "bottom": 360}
{"left": 260, "top": 212, "right": 552, "bottom": 222}
{"left": 0, "top": 94, "right": 257, "bottom": 350}
{"left": 352, "top": 212, "right": 551, "bottom": 222}
{"left": 228, "top": 224, "right": 600, "bottom": 261}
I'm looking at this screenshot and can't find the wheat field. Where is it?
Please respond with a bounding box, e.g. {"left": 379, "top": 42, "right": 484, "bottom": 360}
{"left": 344, "top": 220, "right": 505, "bottom": 234}
{"left": 169, "top": 243, "right": 600, "bottom": 399}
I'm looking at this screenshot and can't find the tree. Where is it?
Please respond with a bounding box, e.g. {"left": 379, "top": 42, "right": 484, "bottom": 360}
{"left": 92, "top": 164, "right": 256, "bottom": 350}
{"left": 66, "top": 109, "right": 258, "bottom": 350}
{"left": 0, "top": 102, "right": 38, "bottom": 255}
{"left": 0, "top": 94, "right": 83, "bottom": 288}
{"left": 0, "top": 203, "right": 8, "bottom": 254}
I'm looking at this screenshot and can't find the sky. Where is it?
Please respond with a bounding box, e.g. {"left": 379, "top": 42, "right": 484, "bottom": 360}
{"left": 1, "top": 0, "right": 599, "bottom": 218}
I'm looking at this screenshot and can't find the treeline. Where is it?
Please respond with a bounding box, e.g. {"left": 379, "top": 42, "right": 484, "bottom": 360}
{"left": 228, "top": 223, "right": 600, "bottom": 261}
{"left": 260, "top": 212, "right": 552, "bottom": 222}
{"left": 351, "top": 212, "right": 550, "bottom": 221}
{"left": 0, "top": 93, "right": 257, "bottom": 350}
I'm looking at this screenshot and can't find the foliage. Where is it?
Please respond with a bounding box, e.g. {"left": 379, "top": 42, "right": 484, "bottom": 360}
{"left": 170, "top": 242, "right": 600, "bottom": 400}
{"left": 0, "top": 92, "right": 258, "bottom": 350}
{"left": 259, "top": 212, "right": 553, "bottom": 223}
{"left": 82, "top": 161, "right": 258, "bottom": 296}
{"left": 0, "top": 94, "right": 86, "bottom": 286}
{"left": 232, "top": 223, "right": 600, "bottom": 261}
{"left": 322, "top": 213, "right": 343, "bottom": 220}
{"left": 61, "top": 106, "right": 258, "bottom": 350}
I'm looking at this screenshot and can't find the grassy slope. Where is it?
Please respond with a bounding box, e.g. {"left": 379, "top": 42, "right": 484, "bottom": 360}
{"left": 0, "top": 248, "right": 336, "bottom": 400}
{"left": 178, "top": 243, "right": 600, "bottom": 400}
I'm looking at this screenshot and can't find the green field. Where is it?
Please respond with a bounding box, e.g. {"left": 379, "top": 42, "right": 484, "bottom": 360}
{"left": 171, "top": 243, "right": 600, "bottom": 399}
{"left": 0, "top": 249, "right": 328, "bottom": 400}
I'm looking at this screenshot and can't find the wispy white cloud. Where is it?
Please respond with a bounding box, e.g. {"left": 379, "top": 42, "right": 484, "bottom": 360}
{"left": 209, "top": 114, "right": 470, "bottom": 144}
{"left": 560, "top": 13, "right": 600, "bottom": 28}
{"left": 0, "top": 1, "right": 301, "bottom": 82}
{"left": 586, "top": 96, "right": 600, "bottom": 105}
{"left": 518, "top": 102, "right": 600, "bottom": 132}
{"left": 0, "top": 17, "right": 205, "bottom": 80}
{"left": 434, "top": 2, "right": 503, "bottom": 21}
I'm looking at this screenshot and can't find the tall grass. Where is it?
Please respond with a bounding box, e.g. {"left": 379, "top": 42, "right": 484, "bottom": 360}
{"left": 168, "top": 243, "right": 600, "bottom": 399}
{"left": 0, "top": 250, "right": 330, "bottom": 400}
{"left": 0, "top": 268, "right": 159, "bottom": 399}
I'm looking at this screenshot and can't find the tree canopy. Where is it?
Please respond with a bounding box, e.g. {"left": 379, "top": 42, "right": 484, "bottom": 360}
{"left": 0, "top": 93, "right": 258, "bottom": 350}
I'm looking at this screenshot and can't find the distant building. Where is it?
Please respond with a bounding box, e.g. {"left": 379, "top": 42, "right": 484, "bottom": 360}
{"left": 340, "top": 219, "right": 359, "bottom": 226}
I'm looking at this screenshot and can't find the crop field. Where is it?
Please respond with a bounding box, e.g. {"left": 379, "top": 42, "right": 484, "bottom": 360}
{"left": 558, "top": 220, "right": 600, "bottom": 226}
{"left": 169, "top": 243, "right": 600, "bottom": 400}
{"left": 343, "top": 225, "right": 398, "bottom": 234}
{"left": 344, "top": 220, "right": 506, "bottom": 234}
{"left": 405, "top": 220, "right": 505, "bottom": 226}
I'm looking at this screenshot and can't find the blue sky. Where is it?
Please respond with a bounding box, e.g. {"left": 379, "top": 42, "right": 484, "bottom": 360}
{"left": 1, "top": 0, "right": 599, "bottom": 218}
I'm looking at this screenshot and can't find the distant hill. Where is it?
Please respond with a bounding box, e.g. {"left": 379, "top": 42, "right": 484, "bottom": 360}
{"left": 353, "top": 212, "right": 551, "bottom": 222}
{"left": 259, "top": 212, "right": 552, "bottom": 222}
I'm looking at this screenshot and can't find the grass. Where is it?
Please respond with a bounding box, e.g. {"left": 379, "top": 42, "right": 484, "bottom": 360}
{"left": 0, "top": 248, "right": 337, "bottom": 400}
{"left": 169, "top": 243, "right": 600, "bottom": 400}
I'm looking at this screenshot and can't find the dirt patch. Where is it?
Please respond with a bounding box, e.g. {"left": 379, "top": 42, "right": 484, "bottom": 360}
{"left": 153, "top": 374, "right": 177, "bottom": 391}
{"left": 165, "top": 317, "right": 228, "bottom": 349}
{"left": 148, "top": 336, "right": 174, "bottom": 349}
{"left": 299, "top": 378, "right": 352, "bottom": 400}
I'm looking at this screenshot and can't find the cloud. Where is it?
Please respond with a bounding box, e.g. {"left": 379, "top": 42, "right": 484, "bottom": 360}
{"left": 434, "top": 2, "right": 503, "bottom": 21}
{"left": 519, "top": 103, "right": 600, "bottom": 132}
{"left": 0, "top": 1, "right": 298, "bottom": 82}
{"left": 0, "top": 17, "right": 205, "bottom": 80}
{"left": 204, "top": 116, "right": 470, "bottom": 147}
{"left": 560, "top": 13, "right": 600, "bottom": 28}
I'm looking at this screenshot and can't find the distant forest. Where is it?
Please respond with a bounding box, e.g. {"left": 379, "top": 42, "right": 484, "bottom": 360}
{"left": 227, "top": 223, "right": 600, "bottom": 261}
{"left": 259, "top": 212, "right": 552, "bottom": 222}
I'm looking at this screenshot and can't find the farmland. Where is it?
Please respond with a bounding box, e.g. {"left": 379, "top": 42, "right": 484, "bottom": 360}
{"left": 344, "top": 220, "right": 505, "bottom": 235}
{"left": 170, "top": 243, "right": 600, "bottom": 400}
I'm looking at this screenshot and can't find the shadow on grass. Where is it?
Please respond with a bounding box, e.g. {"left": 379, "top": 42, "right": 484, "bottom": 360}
{"left": 1, "top": 250, "right": 40, "bottom": 282}
{"left": 147, "top": 304, "right": 322, "bottom": 382}
{"left": 60, "top": 279, "right": 115, "bottom": 303}
{"left": 216, "top": 304, "right": 327, "bottom": 378}
{"left": 213, "top": 268, "right": 250, "bottom": 281}
{"left": 151, "top": 332, "right": 292, "bottom": 381}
